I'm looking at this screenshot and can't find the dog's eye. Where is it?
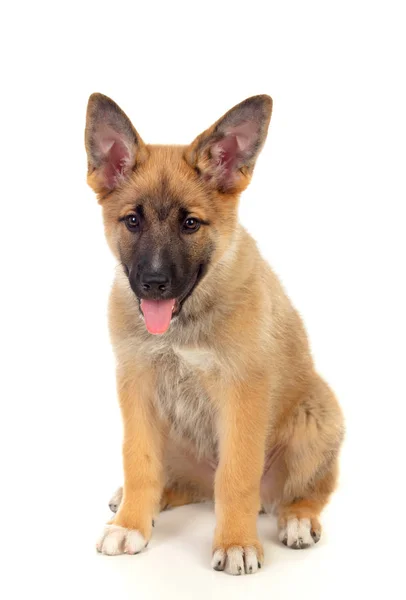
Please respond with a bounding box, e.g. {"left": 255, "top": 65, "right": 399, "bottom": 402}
{"left": 125, "top": 214, "right": 139, "bottom": 231}
{"left": 182, "top": 217, "right": 200, "bottom": 233}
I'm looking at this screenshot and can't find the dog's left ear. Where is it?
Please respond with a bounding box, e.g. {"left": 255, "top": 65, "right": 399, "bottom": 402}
{"left": 185, "top": 95, "right": 272, "bottom": 193}
{"left": 85, "top": 93, "right": 148, "bottom": 196}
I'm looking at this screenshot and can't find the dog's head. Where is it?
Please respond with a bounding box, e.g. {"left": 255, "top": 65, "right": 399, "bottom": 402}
{"left": 85, "top": 93, "right": 272, "bottom": 334}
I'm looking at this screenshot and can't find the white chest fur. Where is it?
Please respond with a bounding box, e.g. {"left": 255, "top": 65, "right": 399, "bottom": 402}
{"left": 173, "top": 345, "right": 218, "bottom": 371}
{"left": 154, "top": 345, "right": 218, "bottom": 461}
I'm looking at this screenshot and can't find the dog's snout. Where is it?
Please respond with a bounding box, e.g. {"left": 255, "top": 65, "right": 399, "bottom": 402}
{"left": 140, "top": 271, "right": 170, "bottom": 294}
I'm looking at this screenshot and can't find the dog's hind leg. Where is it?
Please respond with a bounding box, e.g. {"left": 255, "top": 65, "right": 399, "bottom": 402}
{"left": 262, "top": 375, "right": 344, "bottom": 548}
{"left": 279, "top": 377, "right": 343, "bottom": 548}
{"left": 108, "top": 483, "right": 207, "bottom": 514}
{"left": 108, "top": 487, "right": 123, "bottom": 513}
{"left": 277, "top": 465, "right": 338, "bottom": 548}
{"left": 160, "top": 483, "right": 208, "bottom": 510}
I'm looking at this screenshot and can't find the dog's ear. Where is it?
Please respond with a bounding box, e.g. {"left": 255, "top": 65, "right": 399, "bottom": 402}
{"left": 185, "top": 95, "right": 272, "bottom": 193}
{"left": 85, "top": 93, "right": 148, "bottom": 195}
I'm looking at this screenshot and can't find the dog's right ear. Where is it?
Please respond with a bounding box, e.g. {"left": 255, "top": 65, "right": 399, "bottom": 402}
{"left": 85, "top": 93, "right": 148, "bottom": 196}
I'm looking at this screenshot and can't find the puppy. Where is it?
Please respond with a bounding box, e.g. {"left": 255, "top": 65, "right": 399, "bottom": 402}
{"left": 85, "top": 93, "right": 344, "bottom": 575}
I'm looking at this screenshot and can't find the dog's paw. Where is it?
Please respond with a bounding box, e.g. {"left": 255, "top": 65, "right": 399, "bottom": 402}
{"left": 211, "top": 546, "right": 262, "bottom": 575}
{"left": 279, "top": 517, "right": 321, "bottom": 549}
{"left": 96, "top": 524, "right": 147, "bottom": 555}
{"left": 108, "top": 487, "right": 123, "bottom": 513}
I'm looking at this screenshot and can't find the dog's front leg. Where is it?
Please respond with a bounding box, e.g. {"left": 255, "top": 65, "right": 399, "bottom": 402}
{"left": 97, "top": 368, "right": 163, "bottom": 555}
{"left": 211, "top": 376, "right": 269, "bottom": 575}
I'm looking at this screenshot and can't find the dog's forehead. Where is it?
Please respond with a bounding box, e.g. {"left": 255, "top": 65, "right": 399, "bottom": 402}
{"left": 145, "top": 175, "right": 183, "bottom": 219}
{"left": 118, "top": 149, "right": 214, "bottom": 218}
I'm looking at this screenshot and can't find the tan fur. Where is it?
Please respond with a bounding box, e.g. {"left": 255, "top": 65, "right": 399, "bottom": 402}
{"left": 85, "top": 94, "right": 344, "bottom": 572}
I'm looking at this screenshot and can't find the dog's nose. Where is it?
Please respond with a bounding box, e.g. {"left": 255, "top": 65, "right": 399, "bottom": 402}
{"left": 140, "top": 271, "right": 170, "bottom": 293}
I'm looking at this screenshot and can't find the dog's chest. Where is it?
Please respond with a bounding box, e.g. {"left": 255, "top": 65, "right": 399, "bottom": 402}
{"left": 154, "top": 346, "right": 218, "bottom": 460}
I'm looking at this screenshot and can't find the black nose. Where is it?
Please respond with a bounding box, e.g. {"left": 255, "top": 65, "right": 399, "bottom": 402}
{"left": 140, "top": 271, "right": 170, "bottom": 293}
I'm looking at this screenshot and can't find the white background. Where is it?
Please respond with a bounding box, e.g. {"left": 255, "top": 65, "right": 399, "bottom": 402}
{"left": 1, "top": 1, "right": 405, "bottom": 598}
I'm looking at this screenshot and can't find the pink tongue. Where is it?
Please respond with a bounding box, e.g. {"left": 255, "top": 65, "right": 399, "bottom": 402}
{"left": 140, "top": 299, "right": 176, "bottom": 334}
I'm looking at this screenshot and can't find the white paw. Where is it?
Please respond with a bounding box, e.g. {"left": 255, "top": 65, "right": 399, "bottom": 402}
{"left": 108, "top": 487, "right": 123, "bottom": 513}
{"left": 211, "top": 546, "right": 261, "bottom": 575}
{"left": 279, "top": 517, "right": 319, "bottom": 549}
{"left": 96, "top": 524, "right": 147, "bottom": 555}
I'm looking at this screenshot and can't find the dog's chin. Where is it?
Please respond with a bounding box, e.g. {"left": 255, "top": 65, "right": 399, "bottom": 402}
{"left": 173, "top": 264, "right": 206, "bottom": 316}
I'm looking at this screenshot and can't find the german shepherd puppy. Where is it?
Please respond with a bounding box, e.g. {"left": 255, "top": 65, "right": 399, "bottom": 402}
{"left": 85, "top": 93, "right": 344, "bottom": 575}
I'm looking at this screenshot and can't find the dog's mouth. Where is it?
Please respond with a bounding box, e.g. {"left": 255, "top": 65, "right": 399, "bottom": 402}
{"left": 138, "top": 265, "right": 205, "bottom": 335}
{"left": 139, "top": 298, "right": 177, "bottom": 335}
